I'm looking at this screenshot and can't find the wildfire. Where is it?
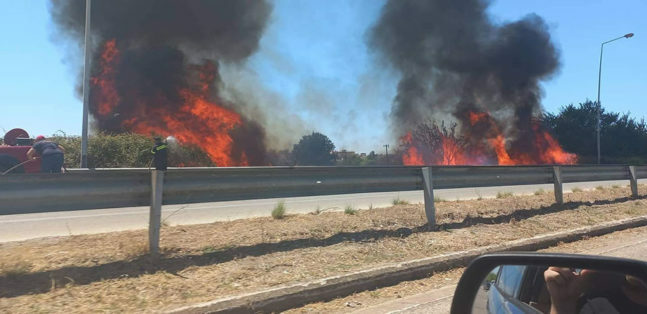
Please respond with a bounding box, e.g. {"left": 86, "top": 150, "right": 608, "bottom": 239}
{"left": 402, "top": 133, "right": 424, "bottom": 165}
{"left": 91, "top": 39, "right": 120, "bottom": 116}
{"left": 401, "top": 111, "right": 576, "bottom": 166}
{"left": 91, "top": 39, "right": 248, "bottom": 166}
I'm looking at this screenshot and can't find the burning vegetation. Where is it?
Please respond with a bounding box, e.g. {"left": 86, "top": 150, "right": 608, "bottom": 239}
{"left": 49, "top": 0, "right": 271, "bottom": 166}
{"left": 50, "top": 0, "right": 577, "bottom": 167}
{"left": 372, "top": 0, "right": 577, "bottom": 165}
{"left": 401, "top": 112, "right": 576, "bottom": 166}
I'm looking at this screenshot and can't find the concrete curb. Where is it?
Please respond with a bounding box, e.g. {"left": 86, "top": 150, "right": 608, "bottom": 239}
{"left": 168, "top": 215, "right": 647, "bottom": 314}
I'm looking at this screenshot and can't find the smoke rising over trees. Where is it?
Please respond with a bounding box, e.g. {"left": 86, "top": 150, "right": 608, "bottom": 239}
{"left": 370, "top": 0, "right": 564, "bottom": 164}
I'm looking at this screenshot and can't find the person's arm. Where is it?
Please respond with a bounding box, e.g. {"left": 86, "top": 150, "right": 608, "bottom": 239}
{"left": 27, "top": 147, "right": 37, "bottom": 159}
{"left": 57, "top": 144, "right": 65, "bottom": 153}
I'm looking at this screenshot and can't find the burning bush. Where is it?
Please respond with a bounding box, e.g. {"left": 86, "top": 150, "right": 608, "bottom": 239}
{"left": 49, "top": 0, "right": 272, "bottom": 166}
{"left": 372, "top": 0, "right": 576, "bottom": 166}
{"left": 401, "top": 112, "right": 576, "bottom": 166}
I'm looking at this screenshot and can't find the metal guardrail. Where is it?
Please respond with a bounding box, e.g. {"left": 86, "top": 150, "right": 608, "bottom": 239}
{"left": 2, "top": 165, "right": 645, "bottom": 215}
{"left": 1, "top": 165, "right": 645, "bottom": 254}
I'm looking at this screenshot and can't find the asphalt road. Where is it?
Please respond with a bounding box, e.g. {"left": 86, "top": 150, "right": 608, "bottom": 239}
{"left": 357, "top": 224, "right": 647, "bottom": 314}
{"left": 0, "top": 179, "right": 641, "bottom": 242}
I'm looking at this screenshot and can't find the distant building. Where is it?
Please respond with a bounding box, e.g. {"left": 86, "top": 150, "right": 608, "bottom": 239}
{"left": 334, "top": 150, "right": 356, "bottom": 161}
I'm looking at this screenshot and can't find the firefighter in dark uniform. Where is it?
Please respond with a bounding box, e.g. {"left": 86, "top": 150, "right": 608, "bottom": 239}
{"left": 151, "top": 137, "right": 168, "bottom": 171}
{"left": 27, "top": 135, "right": 65, "bottom": 173}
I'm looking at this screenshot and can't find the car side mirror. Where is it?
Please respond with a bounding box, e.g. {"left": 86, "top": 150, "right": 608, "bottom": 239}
{"left": 450, "top": 252, "right": 647, "bottom": 314}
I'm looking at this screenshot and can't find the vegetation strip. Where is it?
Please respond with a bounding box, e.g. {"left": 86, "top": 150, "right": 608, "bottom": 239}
{"left": 169, "top": 215, "right": 647, "bottom": 313}
{"left": 1, "top": 186, "right": 645, "bottom": 312}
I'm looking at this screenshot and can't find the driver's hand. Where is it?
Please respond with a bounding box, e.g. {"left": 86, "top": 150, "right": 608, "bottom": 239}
{"left": 544, "top": 267, "right": 592, "bottom": 314}
{"left": 623, "top": 275, "right": 647, "bottom": 306}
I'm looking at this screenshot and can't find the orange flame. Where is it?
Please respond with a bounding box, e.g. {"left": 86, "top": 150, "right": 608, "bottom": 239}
{"left": 402, "top": 110, "right": 577, "bottom": 166}
{"left": 93, "top": 40, "right": 248, "bottom": 166}
{"left": 533, "top": 123, "right": 577, "bottom": 164}
{"left": 90, "top": 39, "right": 120, "bottom": 116}
{"left": 402, "top": 133, "right": 424, "bottom": 165}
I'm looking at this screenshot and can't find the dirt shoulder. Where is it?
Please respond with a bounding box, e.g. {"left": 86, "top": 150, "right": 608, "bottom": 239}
{"left": 0, "top": 185, "right": 645, "bottom": 313}
{"left": 286, "top": 224, "right": 647, "bottom": 314}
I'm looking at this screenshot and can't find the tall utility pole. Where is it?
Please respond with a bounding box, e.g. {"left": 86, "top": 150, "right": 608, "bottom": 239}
{"left": 384, "top": 144, "right": 389, "bottom": 165}
{"left": 80, "top": 0, "right": 92, "bottom": 168}
{"left": 596, "top": 32, "right": 634, "bottom": 164}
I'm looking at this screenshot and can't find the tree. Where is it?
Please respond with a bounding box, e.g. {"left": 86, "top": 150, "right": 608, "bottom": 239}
{"left": 292, "top": 132, "right": 336, "bottom": 165}
{"left": 544, "top": 101, "right": 647, "bottom": 164}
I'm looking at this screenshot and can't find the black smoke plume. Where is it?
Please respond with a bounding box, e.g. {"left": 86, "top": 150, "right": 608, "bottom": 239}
{"left": 49, "top": 0, "right": 272, "bottom": 165}
{"left": 370, "top": 0, "right": 560, "bottom": 154}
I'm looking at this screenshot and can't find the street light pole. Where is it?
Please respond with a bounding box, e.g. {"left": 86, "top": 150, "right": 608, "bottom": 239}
{"left": 596, "top": 32, "right": 634, "bottom": 164}
{"left": 384, "top": 144, "right": 389, "bottom": 165}
{"left": 80, "top": 0, "right": 92, "bottom": 168}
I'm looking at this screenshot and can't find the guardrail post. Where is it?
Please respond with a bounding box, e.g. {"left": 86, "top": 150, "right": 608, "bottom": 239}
{"left": 629, "top": 166, "right": 638, "bottom": 197}
{"left": 552, "top": 166, "right": 563, "bottom": 205}
{"left": 421, "top": 167, "right": 436, "bottom": 227}
{"left": 149, "top": 170, "right": 164, "bottom": 256}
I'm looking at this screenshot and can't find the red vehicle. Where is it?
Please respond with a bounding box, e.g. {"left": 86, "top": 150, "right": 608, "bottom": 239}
{"left": 0, "top": 128, "right": 41, "bottom": 174}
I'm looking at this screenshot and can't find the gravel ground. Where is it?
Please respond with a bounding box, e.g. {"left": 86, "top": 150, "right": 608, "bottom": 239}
{"left": 0, "top": 184, "right": 644, "bottom": 313}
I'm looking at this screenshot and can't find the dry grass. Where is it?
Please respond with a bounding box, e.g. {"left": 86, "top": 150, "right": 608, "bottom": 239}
{"left": 285, "top": 268, "right": 466, "bottom": 314}
{"left": 496, "top": 191, "right": 514, "bottom": 199}
{"left": 288, "top": 223, "right": 647, "bottom": 313}
{"left": 0, "top": 261, "right": 33, "bottom": 277}
{"left": 534, "top": 189, "right": 546, "bottom": 196}
{"left": 392, "top": 198, "right": 409, "bottom": 205}
{"left": 0, "top": 185, "right": 645, "bottom": 313}
{"left": 572, "top": 187, "right": 583, "bottom": 193}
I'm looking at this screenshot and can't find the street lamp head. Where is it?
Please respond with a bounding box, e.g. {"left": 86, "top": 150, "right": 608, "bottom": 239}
{"left": 624, "top": 33, "right": 634, "bottom": 38}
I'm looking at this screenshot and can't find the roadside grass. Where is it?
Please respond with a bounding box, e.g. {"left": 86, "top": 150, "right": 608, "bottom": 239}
{"left": 0, "top": 260, "right": 33, "bottom": 277}
{"left": 612, "top": 185, "right": 620, "bottom": 189}
{"left": 118, "top": 242, "right": 149, "bottom": 259}
{"left": 572, "top": 187, "right": 583, "bottom": 193}
{"left": 2, "top": 185, "right": 645, "bottom": 313}
{"left": 434, "top": 196, "right": 447, "bottom": 202}
{"left": 272, "top": 201, "right": 286, "bottom": 219}
{"left": 392, "top": 198, "right": 409, "bottom": 205}
{"left": 596, "top": 186, "right": 605, "bottom": 191}
{"left": 344, "top": 205, "right": 358, "bottom": 215}
{"left": 534, "top": 189, "right": 546, "bottom": 196}
{"left": 496, "top": 191, "right": 514, "bottom": 199}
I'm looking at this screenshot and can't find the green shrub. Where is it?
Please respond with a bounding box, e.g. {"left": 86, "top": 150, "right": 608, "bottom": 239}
{"left": 496, "top": 191, "right": 514, "bottom": 199}
{"left": 392, "top": 198, "right": 409, "bottom": 205}
{"left": 344, "top": 206, "right": 358, "bottom": 215}
{"left": 49, "top": 132, "right": 214, "bottom": 168}
{"left": 272, "top": 201, "right": 286, "bottom": 219}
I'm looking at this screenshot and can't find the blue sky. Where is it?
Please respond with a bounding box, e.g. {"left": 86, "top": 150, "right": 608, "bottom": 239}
{"left": 1, "top": 0, "right": 645, "bottom": 153}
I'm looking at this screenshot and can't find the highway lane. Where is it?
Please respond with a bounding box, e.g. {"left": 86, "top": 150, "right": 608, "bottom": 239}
{"left": 355, "top": 224, "right": 647, "bottom": 313}
{"left": 0, "top": 179, "right": 642, "bottom": 242}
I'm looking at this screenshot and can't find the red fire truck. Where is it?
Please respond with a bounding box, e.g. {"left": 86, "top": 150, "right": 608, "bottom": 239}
{"left": 0, "top": 128, "right": 42, "bottom": 174}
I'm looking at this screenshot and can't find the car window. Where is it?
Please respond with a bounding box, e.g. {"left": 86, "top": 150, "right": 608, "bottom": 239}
{"left": 496, "top": 265, "right": 526, "bottom": 298}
